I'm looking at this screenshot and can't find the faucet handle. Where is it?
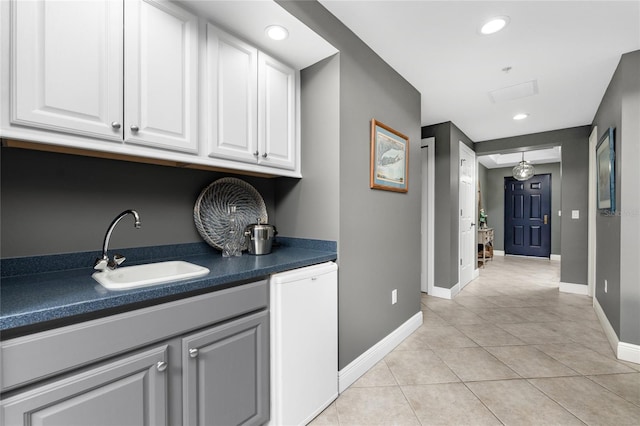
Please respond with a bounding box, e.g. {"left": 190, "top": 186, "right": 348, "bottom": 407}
{"left": 94, "top": 257, "right": 108, "bottom": 271}
{"left": 113, "top": 254, "right": 126, "bottom": 266}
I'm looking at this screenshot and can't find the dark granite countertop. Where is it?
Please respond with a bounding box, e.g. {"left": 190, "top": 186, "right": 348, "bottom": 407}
{"left": 0, "top": 238, "right": 337, "bottom": 338}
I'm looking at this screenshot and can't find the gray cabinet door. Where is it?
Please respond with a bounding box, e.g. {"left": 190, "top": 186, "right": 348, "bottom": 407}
{"left": 182, "top": 310, "right": 269, "bottom": 426}
{"left": 1, "top": 345, "right": 168, "bottom": 426}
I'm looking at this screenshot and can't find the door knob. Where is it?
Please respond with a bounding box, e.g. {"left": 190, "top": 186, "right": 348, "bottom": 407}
{"left": 111, "top": 121, "right": 121, "bottom": 129}
{"left": 130, "top": 125, "right": 139, "bottom": 132}
{"left": 189, "top": 348, "right": 199, "bottom": 358}
{"left": 156, "top": 361, "right": 167, "bottom": 372}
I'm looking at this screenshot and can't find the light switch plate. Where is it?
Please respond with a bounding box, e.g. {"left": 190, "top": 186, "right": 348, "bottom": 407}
{"left": 572, "top": 210, "right": 579, "bottom": 219}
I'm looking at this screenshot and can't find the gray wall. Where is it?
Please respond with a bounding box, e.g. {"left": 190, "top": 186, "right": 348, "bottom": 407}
{"left": 592, "top": 50, "right": 640, "bottom": 344}
{"left": 421, "top": 122, "right": 474, "bottom": 289}
{"left": 277, "top": 0, "right": 423, "bottom": 370}
{"left": 0, "top": 148, "right": 276, "bottom": 257}
{"left": 476, "top": 126, "right": 590, "bottom": 285}
{"left": 483, "top": 163, "right": 562, "bottom": 255}
{"left": 275, "top": 54, "right": 340, "bottom": 242}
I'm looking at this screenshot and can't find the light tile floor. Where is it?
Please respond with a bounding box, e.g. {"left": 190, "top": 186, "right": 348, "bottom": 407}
{"left": 310, "top": 255, "right": 640, "bottom": 425}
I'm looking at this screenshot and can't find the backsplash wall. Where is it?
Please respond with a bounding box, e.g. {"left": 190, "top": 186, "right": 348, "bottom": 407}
{"left": 0, "top": 147, "right": 276, "bottom": 258}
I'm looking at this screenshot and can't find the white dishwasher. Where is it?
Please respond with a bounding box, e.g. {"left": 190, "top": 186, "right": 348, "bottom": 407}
{"left": 269, "top": 261, "right": 338, "bottom": 426}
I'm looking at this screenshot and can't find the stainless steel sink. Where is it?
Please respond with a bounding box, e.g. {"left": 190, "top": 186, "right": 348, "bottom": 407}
{"left": 92, "top": 261, "right": 210, "bottom": 290}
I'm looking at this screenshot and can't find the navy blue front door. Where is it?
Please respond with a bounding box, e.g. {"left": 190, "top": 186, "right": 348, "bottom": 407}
{"left": 504, "top": 174, "right": 551, "bottom": 258}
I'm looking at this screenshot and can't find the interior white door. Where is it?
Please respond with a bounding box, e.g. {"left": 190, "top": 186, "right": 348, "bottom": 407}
{"left": 459, "top": 142, "right": 476, "bottom": 289}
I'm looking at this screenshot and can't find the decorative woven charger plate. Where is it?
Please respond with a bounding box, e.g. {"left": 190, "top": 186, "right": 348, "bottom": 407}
{"left": 194, "top": 178, "right": 268, "bottom": 250}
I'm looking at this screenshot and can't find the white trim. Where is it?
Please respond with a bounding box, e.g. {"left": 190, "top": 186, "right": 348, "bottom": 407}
{"left": 550, "top": 254, "right": 561, "bottom": 261}
{"left": 593, "top": 297, "right": 640, "bottom": 365}
{"left": 421, "top": 138, "right": 435, "bottom": 294}
{"left": 593, "top": 296, "right": 621, "bottom": 358}
{"left": 337, "top": 312, "right": 423, "bottom": 393}
{"left": 493, "top": 250, "right": 505, "bottom": 256}
{"left": 429, "top": 283, "right": 460, "bottom": 300}
{"left": 559, "top": 282, "right": 589, "bottom": 295}
{"left": 618, "top": 342, "right": 640, "bottom": 365}
{"left": 588, "top": 126, "right": 598, "bottom": 298}
{"left": 472, "top": 268, "right": 480, "bottom": 280}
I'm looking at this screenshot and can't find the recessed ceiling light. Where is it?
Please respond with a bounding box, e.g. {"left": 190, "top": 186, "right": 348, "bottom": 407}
{"left": 480, "top": 16, "right": 510, "bottom": 35}
{"left": 265, "top": 25, "right": 289, "bottom": 41}
{"left": 513, "top": 113, "right": 529, "bottom": 120}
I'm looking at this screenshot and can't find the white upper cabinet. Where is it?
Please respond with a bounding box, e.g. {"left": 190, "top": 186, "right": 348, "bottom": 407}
{"left": 11, "top": 0, "right": 124, "bottom": 140}
{"left": 258, "top": 52, "right": 296, "bottom": 171}
{"left": 10, "top": 0, "right": 198, "bottom": 154}
{"left": 205, "top": 23, "right": 258, "bottom": 164}
{"left": 206, "top": 25, "right": 297, "bottom": 172}
{"left": 124, "top": 0, "right": 199, "bottom": 153}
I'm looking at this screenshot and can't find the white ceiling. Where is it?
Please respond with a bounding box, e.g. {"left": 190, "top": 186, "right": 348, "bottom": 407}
{"left": 478, "top": 146, "right": 561, "bottom": 168}
{"left": 318, "top": 0, "right": 640, "bottom": 142}
{"left": 178, "top": 0, "right": 337, "bottom": 70}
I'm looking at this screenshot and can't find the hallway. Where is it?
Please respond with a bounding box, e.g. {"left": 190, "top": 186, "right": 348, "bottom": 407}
{"left": 311, "top": 256, "right": 640, "bottom": 425}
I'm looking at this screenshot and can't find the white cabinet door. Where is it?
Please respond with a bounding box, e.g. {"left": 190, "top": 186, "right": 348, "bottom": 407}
{"left": 258, "top": 52, "right": 297, "bottom": 171}
{"left": 205, "top": 23, "right": 259, "bottom": 164}
{"left": 124, "top": 0, "right": 198, "bottom": 153}
{"left": 11, "top": 0, "right": 123, "bottom": 141}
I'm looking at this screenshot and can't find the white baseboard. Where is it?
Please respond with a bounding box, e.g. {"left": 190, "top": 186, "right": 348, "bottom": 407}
{"left": 550, "top": 254, "right": 561, "bottom": 261}
{"left": 429, "top": 282, "right": 460, "bottom": 300}
{"left": 472, "top": 268, "right": 480, "bottom": 280}
{"left": 493, "top": 250, "right": 505, "bottom": 256}
{"left": 338, "top": 311, "right": 423, "bottom": 393}
{"left": 593, "top": 296, "right": 619, "bottom": 355}
{"left": 618, "top": 342, "right": 640, "bottom": 364}
{"left": 593, "top": 297, "right": 640, "bottom": 365}
{"left": 559, "top": 282, "right": 589, "bottom": 295}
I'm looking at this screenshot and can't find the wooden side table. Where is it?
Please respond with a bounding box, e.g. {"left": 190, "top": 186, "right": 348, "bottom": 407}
{"left": 478, "top": 227, "right": 494, "bottom": 267}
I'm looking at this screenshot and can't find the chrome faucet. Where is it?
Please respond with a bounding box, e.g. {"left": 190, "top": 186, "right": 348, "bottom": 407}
{"left": 94, "top": 210, "right": 141, "bottom": 271}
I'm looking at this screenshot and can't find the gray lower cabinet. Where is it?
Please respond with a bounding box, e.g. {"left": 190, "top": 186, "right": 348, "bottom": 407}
{"left": 183, "top": 310, "right": 269, "bottom": 426}
{"left": 1, "top": 345, "right": 169, "bottom": 426}
{"left": 1, "top": 280, "right": 269, "bottom": 426}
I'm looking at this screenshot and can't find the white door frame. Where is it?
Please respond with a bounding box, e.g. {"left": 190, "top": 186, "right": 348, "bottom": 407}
{"left": 421, "top": 138, "right": 435, "bottom": 294}
{"left": 588, "top": 126, "right": 598, "bottom": 298}
{"left": 459, "top": 141, "right": 476, "bottom": 289}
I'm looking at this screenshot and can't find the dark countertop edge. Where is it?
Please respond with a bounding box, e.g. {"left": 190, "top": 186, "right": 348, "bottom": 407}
{"left": 1, "top": 243, "right": 337, "bottom": 338}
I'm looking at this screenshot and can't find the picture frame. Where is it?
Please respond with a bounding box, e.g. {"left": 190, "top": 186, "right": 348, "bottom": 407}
{"left": 596, "top": 127, "right": 615, "bottom": 212}
{"left": 370, "top": 119, "right": 409, "bottom": 192}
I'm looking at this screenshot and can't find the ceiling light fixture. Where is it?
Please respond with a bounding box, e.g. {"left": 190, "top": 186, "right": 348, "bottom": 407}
{"left": 265, "top": 25, "right": 289, "bottom": 41}
{"left": 513, "top": 113, "right": 529, "bottom": 120}
{"left": 480, "top": 16, "right": 510, "bottom": 35}
{"left": 513, "top": 152, "right": 535, "bottom": 181}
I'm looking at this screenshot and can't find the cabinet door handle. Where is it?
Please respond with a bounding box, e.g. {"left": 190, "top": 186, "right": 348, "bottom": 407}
{"left": 130, "top": 125, "right": 139, "bottom": 132}
{"left": 156, "top": 361, "right": 167, "bottom": 372}
{"left": 544, "top": 214, "right": 548, "bottom": 225}
{"left": 189, "top": 348, "right": 199, "bottom": 358}
{"left": 111, "top": 121, "right": 121, "bottom": 129}
{"left": 253, "top": 151, "right": 259, "bottom": 157}
{"left": 262, "top": 153, "right": 268, "bottom": 158}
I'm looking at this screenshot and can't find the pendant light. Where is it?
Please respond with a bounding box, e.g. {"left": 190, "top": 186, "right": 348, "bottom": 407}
{"left": 512, "top": 152, "right": 535, "bottom": 181}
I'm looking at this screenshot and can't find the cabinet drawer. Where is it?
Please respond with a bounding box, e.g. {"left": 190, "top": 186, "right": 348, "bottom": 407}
{"left": 1, "top": 280, "right": 268, "bottom": 392}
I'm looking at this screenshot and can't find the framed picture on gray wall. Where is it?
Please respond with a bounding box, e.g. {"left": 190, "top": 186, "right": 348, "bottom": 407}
{"left": 370, "top": 119, "right": 409, "bottom": 193}
{"left": 596, "top": 127, "right": 615, "bottom": 212}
